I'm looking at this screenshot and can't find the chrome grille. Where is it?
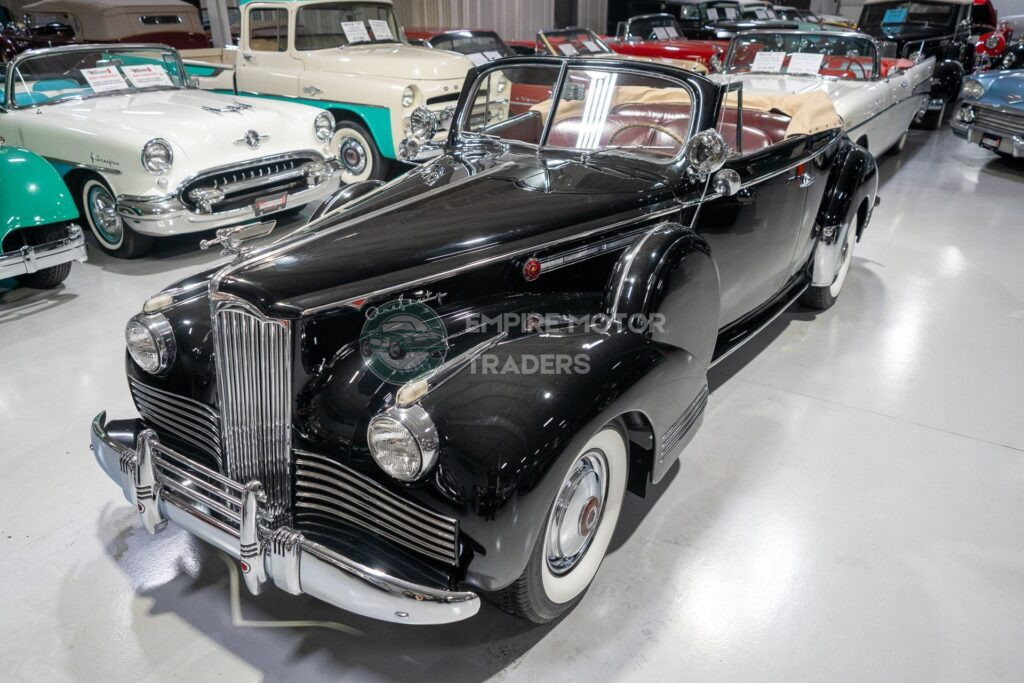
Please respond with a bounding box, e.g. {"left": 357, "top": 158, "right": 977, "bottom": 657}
{"left": 973, "top": 105, "right": 1024, "bottom": 136}
{"left": 213, "top": 303, "right": 292, "bottom": 517}
{"left": 180, "top": 154, "right": 318, "bottom": 213}
{"left": 129, "top": 376, "right": 222, "bottom": 468}
{"left": 294, "top": 450, "right": 460, "bottom": 566}
{"left": 153, "top": 441, "right": 242, "bottom": 537}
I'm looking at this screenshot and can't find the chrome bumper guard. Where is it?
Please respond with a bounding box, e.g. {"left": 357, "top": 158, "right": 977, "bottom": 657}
{"left": 90, "top": 412, "right": 480, "bottom": 625}
{"left": 952, "top": 118, "right": 1024, "bottom": 158}
{"left": 0, "top": 224, "right": 86, "bottom": 280}
{"left": 114, "top": 159, "right": 343, "bottom": 237}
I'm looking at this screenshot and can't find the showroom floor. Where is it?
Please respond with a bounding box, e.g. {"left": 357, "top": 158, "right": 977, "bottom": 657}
{"left": 1, "top": 126, "right": 1022, "bottom": 682}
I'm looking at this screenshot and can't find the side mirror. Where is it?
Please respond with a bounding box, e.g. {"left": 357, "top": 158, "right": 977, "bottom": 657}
{"left": 683, "top": 129, "right": 728, "bottom": 180}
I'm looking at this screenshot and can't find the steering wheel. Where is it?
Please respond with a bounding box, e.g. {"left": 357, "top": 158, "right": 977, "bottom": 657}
{"left": 608, "top": 122, "right": 687, "bottom": 147}
{"left": 829, "top": 57, "right": 868, "bottom": 79}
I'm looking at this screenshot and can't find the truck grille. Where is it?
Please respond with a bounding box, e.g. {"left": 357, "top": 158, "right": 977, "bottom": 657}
{"left": 180, "top": 153, "right": 319, "bottom": 213}
{"left": 294, "top": 450, "right": 460, "bottom": 566}
{"left": 129, "top": 376, "right": 222, "bottom": 469}
{"left": 973, "top": 105, "right": 1024, "bottom": 137}
{"left": 213, "top": 302, "right": 292, "bottom": 517}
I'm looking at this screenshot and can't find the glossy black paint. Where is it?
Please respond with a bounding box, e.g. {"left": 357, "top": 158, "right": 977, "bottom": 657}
{"left": 125, "top": 57, "right": 877, "bottom": 593}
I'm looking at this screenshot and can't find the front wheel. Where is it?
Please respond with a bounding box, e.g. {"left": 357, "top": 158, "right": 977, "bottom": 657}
{"left": 919, "top": 100, "right": 946, "bottom": 130}
{"left": 801, "top": 220, "right": 857, "bottom": 310}
{"left": 78, "top": 176, "right": 152, "bottom": 259}
{"left": 330, "top": 120, "right": 388, "bottom": 185}
{"left": 13, "top": 223, "right": 73, "bottom": 289}
{"left": 490, "top": 422, "right": 628, "bottom": 623}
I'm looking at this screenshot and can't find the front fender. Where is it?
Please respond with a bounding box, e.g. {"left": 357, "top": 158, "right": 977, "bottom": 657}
{"left": 0, "top": 146, "right": 78, "bottom": 249}
{"left": 932, "top": 59, "right": 965, "bottom": 101}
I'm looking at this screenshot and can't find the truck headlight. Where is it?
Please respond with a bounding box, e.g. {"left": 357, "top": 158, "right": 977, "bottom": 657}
{"left": 367, "top": 405, "right": 438, "bottom": 481}
{"left": 409, "top": 106, "right": 439, "bottom": 141}
{"left": 125, "top": 313, "right": 175, "bottom": 375}
{"left": 962, "top": 78, "right": 985, "bottom": 99}
{"left": 402, "top": 85, "right": 416, "bottom": 108}
{"left": 314, "top": 111, "right": 335, "bottom": 142}
{"left": 141, "top": 139, "right": 173, "bottom": 175}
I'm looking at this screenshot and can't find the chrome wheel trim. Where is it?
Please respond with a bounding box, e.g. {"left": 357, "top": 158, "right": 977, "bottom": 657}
{"left": 83, "top": 179, "right": 124, "bottom": 248}
{"left": 331, "top": 127, "right": 372, "bottom": 183}
{"left": 829, "top": 221, "right": 857, "bottom": 298}
{"left": 546, "top": 450, "right": 608, "bottom": 575}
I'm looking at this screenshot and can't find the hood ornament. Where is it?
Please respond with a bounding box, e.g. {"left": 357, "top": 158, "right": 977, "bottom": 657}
{"left": 238, "top": 129, "right": 269, "bottom": 149}
{"left": 199, "top": 220, "right": 276, "bottom": 257}
{"left": 202, "top": 101, "right": 255, "bottom": 115}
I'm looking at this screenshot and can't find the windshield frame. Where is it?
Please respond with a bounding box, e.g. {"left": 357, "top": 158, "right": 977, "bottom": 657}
{"left": 4, "top": 43, "right": 188, "bottom": 111}
{"left": 724, "top": 29, "right": 882, "bottom": 80}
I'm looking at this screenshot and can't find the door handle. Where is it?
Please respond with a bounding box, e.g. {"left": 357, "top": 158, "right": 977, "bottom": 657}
{"left": 787, "top": 172, "right": 815, "bottom": 188}
{"left": 302, "top": 85, "right": 323, "bottom": 96}
{"left": 900, "top": 80, "right": 909, "bottom": 88}
{"left": 242, "top": 51, "right": 254, "bottom": 61}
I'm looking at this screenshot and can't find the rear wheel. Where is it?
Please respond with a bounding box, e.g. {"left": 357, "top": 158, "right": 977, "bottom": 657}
{"left": 12, "top": 223, "right": 73, "bottom": 289}
{"left": 801, "top": 220, "right": 857, "bottom": 311}
{"left": 330, "top": 120, "right": 388, "bottom": 185}
{"left": 77, "top": 176, "right": 152, "bottom": 259}
{"left": 490, "top": 421, "right": 628, "bottom": 623}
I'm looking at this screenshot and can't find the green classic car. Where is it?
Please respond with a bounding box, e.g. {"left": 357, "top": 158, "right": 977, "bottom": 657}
{"left": 0, "top": 139, "right": 85, "bottom": 289}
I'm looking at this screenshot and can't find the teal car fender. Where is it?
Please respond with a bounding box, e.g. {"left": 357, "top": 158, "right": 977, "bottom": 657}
{"left": 0, "top": 145, "right": 79, "bottom": 252}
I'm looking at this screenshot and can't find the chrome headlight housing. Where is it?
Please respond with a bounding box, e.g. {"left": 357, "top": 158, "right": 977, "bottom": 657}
{"left": 956, "top": 104, "right": 976, "bottom": 123}
{"left": 709, "top": 52, "right": 723, "bottom": 72}
{"left": 367, "top": 405, "right": 438, "bottom": 481}
{"left": 141, "top": 138, "right": 173, "bottom": 175}
{"left": 962, "top": 78, "right": 985, "bottom": 99}
{"left": 409, "top": 106, "right": 439, "bottom": 141}
{"left": 402, "top": 85, "right": 416, "bottom": 108}
{"left": 314, "top": 110, "right": 335, "bottom": 142}
{"left": 496, "top": 76, "right": 508, "bottom": 93}
{"left": 985, "top": 34, "right": 1000, "bottom": 49}
{"left": 1003, "top": 52, "right": 1017, "bottom": 69}
{"left": 125, "top": 313, "right": 175, "bottom": 375}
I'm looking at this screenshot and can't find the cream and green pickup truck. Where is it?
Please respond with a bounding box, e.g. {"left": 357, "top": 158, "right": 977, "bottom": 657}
{"left": 182, "top": 0, "right": 480, "bottom": 183}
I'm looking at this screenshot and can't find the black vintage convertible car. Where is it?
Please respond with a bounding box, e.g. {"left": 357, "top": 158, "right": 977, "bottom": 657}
{"left": 91, "top": 56, "right": 877, "bottom": 625}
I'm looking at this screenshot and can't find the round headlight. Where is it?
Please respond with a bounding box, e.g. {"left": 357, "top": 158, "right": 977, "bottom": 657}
{"left": 314, "top": 110, "right": 335, "bottom": 142}
{"left": 409, "top": 106, "right": 439, "bottom": 141}
{"left": 962, "top": 78, "right": 985, "bottom": 99}
{"left": 985, "top": 34, "right": 1000, "bottom": 49}
{"left": 125, "top": 313, "right": 175, "bottom": 375}
{"left": 402, "top": 85, "right": 416, "bottom": 108}
{"left": 496, "top": 77, "right": 508, "bottom": 93}
{"left": 141, "top": 138, "right": 173, "bottom": 175}
{"left": 1003, "top": 52, "right": 1017, "bottom": 69}
{"left": 367, "top": 406, "right": 438, "bottom": 481}
{"left": 710, "top": 53, "right": 723, "bottom": 72}
{"left": 956, "top": 105, "right": 976, "bottom": 123}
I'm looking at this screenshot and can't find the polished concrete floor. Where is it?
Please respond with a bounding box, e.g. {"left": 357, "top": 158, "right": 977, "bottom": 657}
{"left": 1, "top": 127, "right": 1022, "bottom": 682}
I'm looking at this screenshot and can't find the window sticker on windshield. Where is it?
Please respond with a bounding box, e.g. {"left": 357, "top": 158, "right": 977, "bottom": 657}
{"left": 122, "top": 64, "right": 172, "bottom": 88}
{"left": 724, "top": 7, "right": 737, "bottom": 19}
{"left": 652, "top": 26, "right": 670, "bottom": 39}
{"left": 754, "top": 8, "right": 768, "bottom": 19}
{"left": 466, "top": 52, "right": 489, "bottom": 66}
{"left": 341, "top": 21, "right": 371, "bottom": 43}
{"left": 882, "top": 7, "right": 908, "bottom": 24}
{"left": 750, "top": 50, "right": 786, "bottom": 73}
{"left": 706, "top": 8, "right": 720, "bottom": 20}
{"left": 558, "top": 43, "right": 578, "bottom": 55}
{"left": 81, "top": 66, "right": 129, "bottom": 92}
{"left": 484, "top": 50, "right": 503, "bottom": 60}
{"left": 367, "top": 19, "right": 393, "bottom": 40}
{"left": 582, "top": 39, "right": 600, "bottom": 51}
{"left": 787, "top": 52, "right": 825, "bottom": 75}
{"left": 664, "top": 25, "right": 679, "bottom": 37}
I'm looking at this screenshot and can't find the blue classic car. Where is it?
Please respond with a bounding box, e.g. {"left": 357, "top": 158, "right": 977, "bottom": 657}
{"left": 952, "top": 69, "right": 1024, "bottom": 159}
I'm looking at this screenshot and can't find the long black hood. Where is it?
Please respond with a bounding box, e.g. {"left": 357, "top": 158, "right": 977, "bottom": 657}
{"left": 214, "top": 150, "right": 674, "bottom": 318}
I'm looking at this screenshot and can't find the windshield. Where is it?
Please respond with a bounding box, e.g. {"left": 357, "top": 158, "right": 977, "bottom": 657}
{"left": 428, "top": 31, "right": 513, "bottom": 63}
{"left": 539, "top": 29, "right": 611, "bottom": 56}
{"left": 625, "top": 15, "right": 684, "bottom": 40}
{"left": 461, "top": 64, "right": 694, "bottom": 162}
{"left": 7, "top": 47, "right": 185, "bottom": 109}
{"left": 859, "top": 1, "right": 958, "bottom": 34}
{"left": 742, "top": 5, "right": 780, "bottom": 20}
{"left": 727, "top": 32, "right": 879, "bottom": 79}
{"left": 703, "top": 2, "right": 742, "bottom": 22}
{"left": 294, "top": 2, "right": 400, "bottom": 50}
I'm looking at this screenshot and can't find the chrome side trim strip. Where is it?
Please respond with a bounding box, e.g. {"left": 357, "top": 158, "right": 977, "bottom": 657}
{"left": 395, "top": 331, "right": 508, "bottom": 408}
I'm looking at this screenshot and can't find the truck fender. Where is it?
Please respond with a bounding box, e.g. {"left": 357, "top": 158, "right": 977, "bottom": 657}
{"left": 309, "top": 179, "right": 384, "bottom": 221}
{"left": 812, "top": 141, "right": 878, "bottom": 287}
{"left": 601, "top": 222, "right": 720, "bottom": 368}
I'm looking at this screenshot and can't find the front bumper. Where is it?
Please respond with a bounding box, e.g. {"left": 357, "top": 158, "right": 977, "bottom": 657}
{"left": 0, "top": 224, "right": 86, "bottom": 280}
{"left": 90, "top": 412, "right": 480, "bottom": 625}
{"left": 951, "top": 104, "right": 1024, "bottom": 157}
{"left": 115, "top": 160, "right": 343, "bottom": 237}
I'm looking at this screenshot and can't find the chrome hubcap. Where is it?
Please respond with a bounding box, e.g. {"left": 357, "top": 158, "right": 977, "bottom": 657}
{"left": 546, "top": 450, "right": 608, "bottom": 575}
{"left": 339, "top": 137, "right": 367, "bottom": 175}
{"left": 89, "top": 187, "right": 122, "bottom": 241}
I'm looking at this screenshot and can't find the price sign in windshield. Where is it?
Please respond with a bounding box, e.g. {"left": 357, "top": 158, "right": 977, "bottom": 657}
{"left": 367, "top": 19, "right": 393, "bottom": 40}
{"left": 787, "top": 52, "right": 825, "bottom": 75}
{"left": 81, "top": 66, "right": 129, "bottom": 92}
{"left": 750, "top": 51, "right": 786, "bottom": 73}
{"left": 341, "top": 21, "right": 371, "bottom": 43}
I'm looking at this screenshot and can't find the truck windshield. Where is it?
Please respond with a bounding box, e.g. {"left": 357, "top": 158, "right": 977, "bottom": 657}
{"left": 294, "top": 2, "right": 401, "bottom": 50}
{"left": 858, "top": 1, "right": 957, "bottom": 34}
{"left": 7, "top": 46, "right": 185, "bottom": 109}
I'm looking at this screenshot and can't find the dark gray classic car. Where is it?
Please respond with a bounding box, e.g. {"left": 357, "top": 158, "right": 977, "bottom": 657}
{"left": 91, "top": 56, "right": 877, "bottom": 625}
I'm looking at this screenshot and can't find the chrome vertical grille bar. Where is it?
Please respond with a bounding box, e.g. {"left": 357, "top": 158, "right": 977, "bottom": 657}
{"left": 213, "top": 301, "right": 292, "bottom": 517}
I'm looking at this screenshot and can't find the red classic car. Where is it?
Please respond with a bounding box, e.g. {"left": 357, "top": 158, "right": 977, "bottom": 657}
{"left": 975, "top": 15, "right": 1024, "bottom": 70}
{"left": 21, "top": 0, "right": 211, "bottom": 50}
{"left": 606, "top": 13, "right": 728, "bottom": 71}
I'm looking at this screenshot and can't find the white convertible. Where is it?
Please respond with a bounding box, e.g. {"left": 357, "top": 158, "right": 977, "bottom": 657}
{"left": 717, "top": 30, "right": 934, "bottom": 156}
{"left": 0, "top": 44, "right": 342, "bottom": 258}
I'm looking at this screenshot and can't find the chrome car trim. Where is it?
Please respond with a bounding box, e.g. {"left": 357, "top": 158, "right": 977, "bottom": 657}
{"left": 43, "top": 156, "right": 123, "bottom": 176}
{"left": 0, "top": 224, "right": 86, "bottom": 280}
{"left": 395, "top": 331, "right": 509, "bottom": 408}
{"left": 90, "top": 413, "right": 479, "bottom": 625}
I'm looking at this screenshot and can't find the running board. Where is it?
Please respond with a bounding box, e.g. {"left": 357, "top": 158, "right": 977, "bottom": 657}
{"left": 710, "top": 276, "right": 809, "bottom": 367}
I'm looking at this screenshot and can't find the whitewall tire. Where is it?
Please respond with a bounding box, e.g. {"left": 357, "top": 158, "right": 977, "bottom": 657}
{"left": 330, "top": 121, "right": 387, "bottom": 184}
{"left": 801, "top": 220, "right": 857, "bottom": 310}
{"left": 78, "top": 176, "right": 152, "bottom": 259}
